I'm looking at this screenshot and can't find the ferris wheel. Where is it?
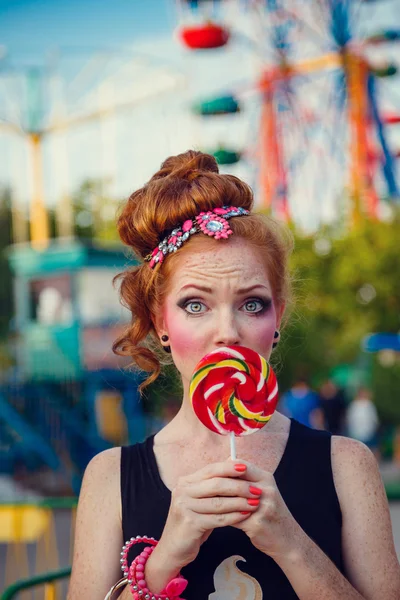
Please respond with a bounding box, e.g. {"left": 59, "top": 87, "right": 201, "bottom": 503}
{"left": 174, "top": 0, "right": 400, "bottom": 229}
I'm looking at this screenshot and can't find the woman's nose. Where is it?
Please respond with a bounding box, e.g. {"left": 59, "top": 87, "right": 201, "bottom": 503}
{"left": 214, "top": 313, "right": 240, "bottom": 347}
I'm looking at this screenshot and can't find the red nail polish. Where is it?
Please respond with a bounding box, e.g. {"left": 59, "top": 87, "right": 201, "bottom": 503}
{"left": 247, "top": 498, "right": 260, "bottom": 507}
{"left": 234, "top": 464, "right": 247, "bottom": 472}
{"left": 249, "top": 486, "right": 262, "bottom": 496}
{"left": 240, "top": 511, "right": 251, "bottom": 515}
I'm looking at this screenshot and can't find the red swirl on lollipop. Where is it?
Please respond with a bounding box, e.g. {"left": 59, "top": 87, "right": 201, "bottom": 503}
{"left": 189, "top": 346, "right": 278, "bottom": 441}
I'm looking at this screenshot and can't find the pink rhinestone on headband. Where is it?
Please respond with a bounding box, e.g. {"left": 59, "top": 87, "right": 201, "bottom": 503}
{"left": 145, "top": 205, "right": 249, "bottom": 269}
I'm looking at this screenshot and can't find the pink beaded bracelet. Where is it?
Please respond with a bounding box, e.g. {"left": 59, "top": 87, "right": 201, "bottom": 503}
{"left": 120, "top": 536, "right": 188, "bottom": 600}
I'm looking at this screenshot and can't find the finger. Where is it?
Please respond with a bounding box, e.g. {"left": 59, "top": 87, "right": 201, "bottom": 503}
{"left": 199, "top": 511, "right": 252, "bottom": 530}
{"left": 184, "top": 461, "right": 252, "bottom": 484}
{"left": 188, "top": 477, "right": 261, "bottom": 500}
{"left": 226, "top": 459, "right": 275, "bottom": 485}
{"left": 188, "top": 496, "right": 260, "bottom": 515}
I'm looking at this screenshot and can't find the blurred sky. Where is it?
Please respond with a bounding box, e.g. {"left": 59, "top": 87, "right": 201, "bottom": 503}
{"left": 0, "top": 0, "right": 399, "bottom": 231}
{"left": 0, "top": 0, "right": 173, "bottom": 56}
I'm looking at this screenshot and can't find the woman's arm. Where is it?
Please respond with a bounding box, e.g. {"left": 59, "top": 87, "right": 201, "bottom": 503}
{"left": 274, "top": 437, "right": 400, "bottom": 599}
{"left": 68, "top": 448, "right": 124, "bottom": 600}
{"left": 332, "top": 436, "right": 400, "bottom": 598}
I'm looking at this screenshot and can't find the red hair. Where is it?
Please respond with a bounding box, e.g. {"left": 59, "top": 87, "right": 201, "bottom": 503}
{"left": 113, "top": 150, "right": 293, "bottom": 389}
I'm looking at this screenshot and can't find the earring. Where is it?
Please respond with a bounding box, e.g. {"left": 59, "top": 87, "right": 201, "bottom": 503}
{"left": 161, "top": 334, "right": 171, "bottom": 353}
{"left": 272, "top": 330, "right": 280, "bottom": 349}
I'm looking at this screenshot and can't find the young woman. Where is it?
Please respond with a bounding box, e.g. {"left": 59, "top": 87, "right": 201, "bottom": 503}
{"left": 68, "top": 151, "right": 400, "bottom": 600}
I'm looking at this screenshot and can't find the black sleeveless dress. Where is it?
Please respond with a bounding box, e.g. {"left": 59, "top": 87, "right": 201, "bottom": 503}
{"left": 121, "top": 419, "right": 344, "bottom": 599}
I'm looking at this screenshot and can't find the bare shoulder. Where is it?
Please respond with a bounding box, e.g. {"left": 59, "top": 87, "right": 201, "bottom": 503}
{"left": 83, "top": 446, "right": 121, "bottom": 485}
{"left": 68, "top": 448, "right": 123, "bottom": 599}
{"left": 331, "top": 434, "right": 380, "bottom": 485}
{"left": 80, "top": 447, "right": 122, "bottom": 518}
{"left": 331, "top": 436, "right": 400, "bottom": 598}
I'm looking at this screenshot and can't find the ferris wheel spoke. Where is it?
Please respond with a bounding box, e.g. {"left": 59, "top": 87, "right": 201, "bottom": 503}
{"left": 311, "top": 0, "right": 334, "bottom": 35}
{"left": 278, "top": 86, "right": 314, "bottom": 197}
{"left": 376, "top": 78, "right": 400, "bottom": 109}
{"left": 313, "top": 73, "right": 349, "bottom": 174}
{"left": 350, "top": 0, "right": 370, "bottom": 41}
{"left": 279, "top": 5, "right": 332, "bottom": 51}
{"left": 287, "top": 69, "right": 349, "bottom": 211}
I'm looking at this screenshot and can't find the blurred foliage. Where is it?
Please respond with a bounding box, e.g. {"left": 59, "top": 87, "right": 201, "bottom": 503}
{"left": 142, "top": 364, "right": 183, "bottom": 417}
{"left": 371, "top": 357, "right": 400, "bottom": 425}
{"left": 274, "top": 214, "right": 400, "bottom": 423}
{"left": 72, "top": 178, "right": 120, "bottom": 242}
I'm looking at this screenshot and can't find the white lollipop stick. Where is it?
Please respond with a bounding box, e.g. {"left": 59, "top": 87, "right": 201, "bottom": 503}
{"left": 230, "top": 431, "right": 237, "bottom": 461}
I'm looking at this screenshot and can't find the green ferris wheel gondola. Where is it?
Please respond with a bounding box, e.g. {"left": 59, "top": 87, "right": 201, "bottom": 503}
{"left": 193, "top": 95, "right": 240, "bottom": 116}
{"left": 365, "top": 29, "right": 400, "bottom": 44}
{"left": 211, "top": 148, "right": 241, "bottom": 165}
{"left": 370, "top": 63, "right": 398, "bottom": 77}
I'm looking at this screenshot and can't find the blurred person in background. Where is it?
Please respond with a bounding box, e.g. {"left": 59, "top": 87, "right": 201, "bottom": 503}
{"left": 318, "top": 378, "right": 346, "bottom": 435}
{"left": 279, "top": 374, "right": 323, "bottom": 429}
{"left": 347, "top": 386, "right": 380, "bottom": 458}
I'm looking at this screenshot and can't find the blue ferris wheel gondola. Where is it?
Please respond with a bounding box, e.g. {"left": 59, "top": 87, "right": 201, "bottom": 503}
{"left": 362, "top": 333, "right": 400, "bottom": 353}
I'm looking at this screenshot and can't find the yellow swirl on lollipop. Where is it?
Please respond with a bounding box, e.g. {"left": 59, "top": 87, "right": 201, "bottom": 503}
{"left": 189, "top": 346, "right": 278, "bottom": 437}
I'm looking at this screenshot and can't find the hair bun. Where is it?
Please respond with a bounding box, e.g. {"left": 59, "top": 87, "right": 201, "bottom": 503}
{"left": 151, "top": 150, "right": 219, "bottom": 182}
{"left": 117, "top": 149, "right": 253, "bottom": 259}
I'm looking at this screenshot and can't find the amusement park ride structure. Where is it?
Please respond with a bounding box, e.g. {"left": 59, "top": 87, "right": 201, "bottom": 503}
{"left": 0, "top": 48, "right": 185, "bottom": 249}
{"left": 0, "top": 49, "right": 185, "bottom": 491}
{"left": 175, "top": 0, "right": 400, "bottom": 226}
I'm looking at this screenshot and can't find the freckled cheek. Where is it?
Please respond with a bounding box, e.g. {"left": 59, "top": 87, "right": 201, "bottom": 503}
{"left": 250, "top": 319, "right": 275, "bottom": 346}
{"left": 244, "top": 311, "right": 277, "bottom": 353}
{"left": 163, "top": 306, "right": 205, "bottom": 358}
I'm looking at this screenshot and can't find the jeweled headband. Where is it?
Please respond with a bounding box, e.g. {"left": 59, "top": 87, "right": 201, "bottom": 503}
{"left": 144, "top": 205, "right": 249, "bottom": 269}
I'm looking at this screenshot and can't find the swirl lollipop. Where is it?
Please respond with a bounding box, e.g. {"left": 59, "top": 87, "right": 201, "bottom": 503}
{"left": 189, "top": 345, "right": 278, "bottom": 458}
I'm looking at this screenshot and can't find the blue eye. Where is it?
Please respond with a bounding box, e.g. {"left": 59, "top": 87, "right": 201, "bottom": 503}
{"left": 184, "top": 301, "right": 206, "bottom": 314}
{"left": 243, "top": 299, "right": 267, "bottom": 314}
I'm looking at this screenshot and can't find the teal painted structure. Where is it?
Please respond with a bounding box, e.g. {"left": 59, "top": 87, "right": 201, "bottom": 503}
{"left": 2, "top": 241, "right": 147, "bottom": 492}
{"left": 7, "top": 240, "right": 134, "bottom": 381}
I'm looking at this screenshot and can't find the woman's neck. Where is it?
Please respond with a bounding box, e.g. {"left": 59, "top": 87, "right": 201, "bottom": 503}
{"left": 156, "top": 399, "right": 288, "bottom": 450}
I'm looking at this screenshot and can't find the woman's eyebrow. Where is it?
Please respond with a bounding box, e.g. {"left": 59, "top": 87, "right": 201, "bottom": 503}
{"left": 236, "top": 285, "right": 270, "bottom": 294}
{"left": 178, "top": 284, "right": 213, "bottom": 294}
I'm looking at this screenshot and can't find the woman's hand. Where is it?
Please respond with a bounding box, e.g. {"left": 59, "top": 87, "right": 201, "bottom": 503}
{"left": 157, "top": 461, "right": 261, "bottom": 567}
{"left": 231, "top": 461, "right": 302, "bottom": 560}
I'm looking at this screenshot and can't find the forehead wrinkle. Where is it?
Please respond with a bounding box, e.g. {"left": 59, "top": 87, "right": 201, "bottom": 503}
{"left": 172, "top": 263, "right": 270, "bottom": 296}
{"left": 168, "top": 239, "right": 272, "bottom": 295}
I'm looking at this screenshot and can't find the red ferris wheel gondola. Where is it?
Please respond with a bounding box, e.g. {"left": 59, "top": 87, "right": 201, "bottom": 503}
{"left": 179, "top": 22, "right": 230, "bottom": 49}
{"left": 382, "top": 114, "right": 400, "bottom": 125}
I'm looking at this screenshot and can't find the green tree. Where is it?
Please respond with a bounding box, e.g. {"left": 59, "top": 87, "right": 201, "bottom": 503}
{"left": 71, "top": 179, "right": 120, "bottom": 243}
{"left": 277, "top": 216, "right": 400, "bottom": 422}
